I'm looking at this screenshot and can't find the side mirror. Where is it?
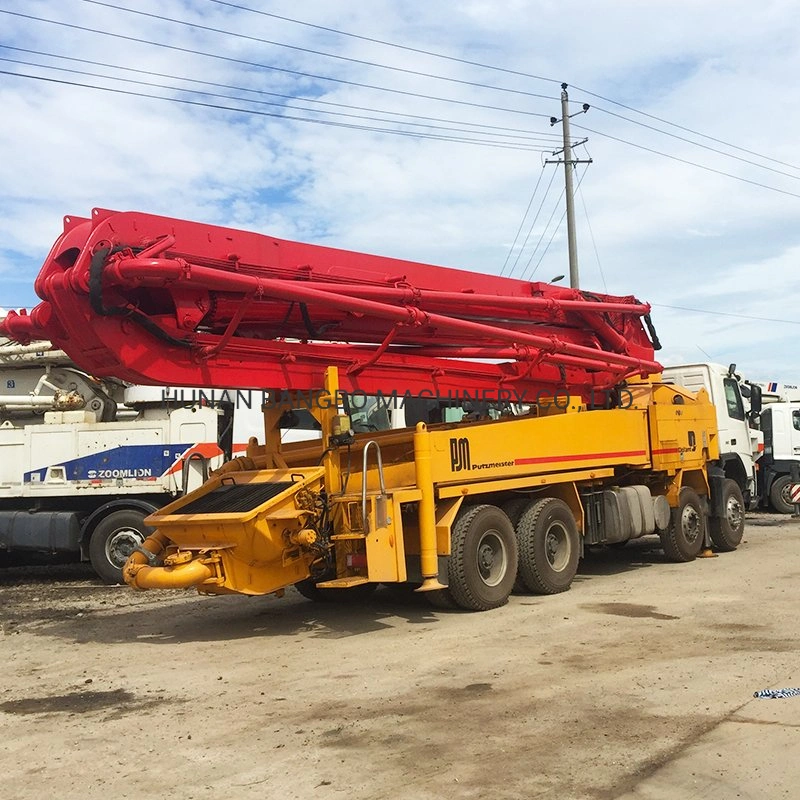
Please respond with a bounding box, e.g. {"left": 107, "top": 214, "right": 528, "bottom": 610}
{"left": 749, "top": 383, "right": 762, "bottom": 416}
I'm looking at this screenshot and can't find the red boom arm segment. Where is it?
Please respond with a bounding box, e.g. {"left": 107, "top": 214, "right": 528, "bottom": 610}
{"left": 0, "top": 209, "right": 662, "bottom": 397}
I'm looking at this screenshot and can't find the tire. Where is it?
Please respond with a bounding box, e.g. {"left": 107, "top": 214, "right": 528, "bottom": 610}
{"left": 769, "top": 475, "right": 794, "bottom": 515}
{"left": 709, "top": 478, "right": 745, "bottom": 551}
{"left": 659, "top": 487, "right": 705, "bottom": 562}
{"left": 89, "top": 509, "right": 152, "bottom": 585}
{"left": 502, "top": 497, "right": 531, "bottom": 593}
{"left": 294, "top": 579, "right": 377, "bottom": 603}
{"left": 516, "top": 498, "right": 579, "bottom": 594}
{"left": 447, "top": 505, "right": 518, "bottom": 611}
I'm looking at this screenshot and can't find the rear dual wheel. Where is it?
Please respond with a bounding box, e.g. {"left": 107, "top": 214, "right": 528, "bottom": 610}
{"left": 437, "top": 504, "right": 518, "bottom": 611}
{"left": 515, "top": 498, "right": 580, "bottom": 594}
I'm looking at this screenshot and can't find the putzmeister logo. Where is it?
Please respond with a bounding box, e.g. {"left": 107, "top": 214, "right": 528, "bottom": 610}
{"left": 450, "top": 437, "right": 471, "bottom": 471}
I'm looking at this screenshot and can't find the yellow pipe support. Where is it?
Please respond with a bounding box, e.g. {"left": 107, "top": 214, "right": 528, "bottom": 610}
{"left": 414, "top": 422, "right": 446, "bottom": 590}
{"left": 125, "top": 558, "right": 216, "bottom": 590}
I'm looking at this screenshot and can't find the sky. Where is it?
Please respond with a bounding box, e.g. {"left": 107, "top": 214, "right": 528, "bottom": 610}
{"left": 0, "top": 0, "right": 799, "bottom": 384}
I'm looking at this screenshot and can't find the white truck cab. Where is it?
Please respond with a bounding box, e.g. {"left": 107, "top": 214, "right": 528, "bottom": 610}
{"left": 661, "top": 363, "right": 763, "bottom": 508}
{"left": 758, "top": 402, "right": 800, "bottom": 513}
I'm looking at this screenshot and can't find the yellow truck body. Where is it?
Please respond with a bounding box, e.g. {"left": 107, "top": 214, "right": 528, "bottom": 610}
{"left": 124, "top": 369, "right": 741, "bottom": 611}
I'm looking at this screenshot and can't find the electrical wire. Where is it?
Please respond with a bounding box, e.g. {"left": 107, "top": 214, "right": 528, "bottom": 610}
{"left": 590, "top": 105, "right": 800, "bottom": 182}
{"left": 0, "top": 45, "right": 564, "bottom": 140}
{"left": 499, "top": 164, "right": 546, "bottom": 277}
{"left": 518, "top": 185, "right": 566, "bottom": 281}
{"left": 207, "top": 0, "right": 800, "bottom": 174}
{"left": 571, "top": 86, "right": 800, "bottom": 173}
{"left": 0, "top": 57, "right": 560, "bottom": 145}
{"left": 0, "top": 70, "right": 554, "bottom": 152}
{"left": 206, "top": 0, "right": 564, "bottom": 86}
{"left": 81, "top": 0, "right": 558, "bottom": 104}
{"left": 505, "top": 167, "right": 559, "bottom": 278}
{"left": 652, "top": 305, "right": 800, "bottom": 325}
{"left": 575, "top": 168, "right": 607, "bottom": 292}
{"left": 571, "top": 123, "right": 800, "bottom": 200}
{"left": 0, "top": 10, "right": 554, "bottom": 120}
{"left": 525, "top": 164, "right": 589, "bottom": 281}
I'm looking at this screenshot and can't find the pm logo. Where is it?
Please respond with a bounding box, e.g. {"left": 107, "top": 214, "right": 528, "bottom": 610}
{"left": 450, "top": 437, "right": 471, "bottom": 471}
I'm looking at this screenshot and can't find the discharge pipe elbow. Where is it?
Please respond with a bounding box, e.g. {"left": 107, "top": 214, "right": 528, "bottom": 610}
{"left": 123, "top": 530, "right": 215, "bottom": 590}
{"left": 124, "top": 559, "right": 216, "bottom": 591}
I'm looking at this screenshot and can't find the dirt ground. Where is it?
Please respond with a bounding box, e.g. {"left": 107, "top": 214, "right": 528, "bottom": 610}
{"left": 1, "top": 513, "right": 798, "bottom": 800}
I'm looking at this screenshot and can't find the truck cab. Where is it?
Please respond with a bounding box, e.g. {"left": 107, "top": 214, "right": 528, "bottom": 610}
{"left": 758, "top": 402, "right": 800, "bottom": 513}
{"left": 662, "top": 363, "right": 762, "bottom": 507}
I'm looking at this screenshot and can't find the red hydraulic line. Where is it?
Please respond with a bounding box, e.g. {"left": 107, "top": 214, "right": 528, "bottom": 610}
{"left": 269, "top": 279, "right": 652, "bottom": 316}
{"left": 103, "top": 256, "right": 661, "bottom": 373}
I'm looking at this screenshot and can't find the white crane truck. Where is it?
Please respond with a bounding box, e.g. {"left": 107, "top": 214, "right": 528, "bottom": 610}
{"left": 0, "top": 337, "right": 230, "bottom": 582}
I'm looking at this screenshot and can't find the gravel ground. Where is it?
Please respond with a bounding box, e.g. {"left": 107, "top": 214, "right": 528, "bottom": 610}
{"left": 1, "top": 513, "right": 798, "bottom": 799}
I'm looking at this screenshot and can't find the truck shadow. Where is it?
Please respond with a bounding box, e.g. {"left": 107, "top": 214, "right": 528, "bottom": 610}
{"left": 576, "top": 536, "right": 667, "bottom": 578}
{"left": 18, "top": 584, "right": 453, "bottom": 645}
{"left": 4, "top": 538, "right": 723, "bottom": 645}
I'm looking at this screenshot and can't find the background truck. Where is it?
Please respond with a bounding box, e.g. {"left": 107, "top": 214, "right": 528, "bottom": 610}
{"left": 756, "top": 401, "right": 800, "bottom": 513}
{"left": 0, "top": 209, "right": 747, "bottom": 610}
{"left": 0, "top": 336, "right": 231, "bottom": 582}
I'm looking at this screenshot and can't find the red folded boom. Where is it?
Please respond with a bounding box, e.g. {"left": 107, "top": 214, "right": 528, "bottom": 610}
{"left": 0, "top": 208, "right": 662, "bottom": 397}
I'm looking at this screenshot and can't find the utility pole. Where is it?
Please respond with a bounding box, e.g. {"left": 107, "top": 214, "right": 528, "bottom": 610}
{"left": 546, "top": 83, "right": 591, "bottom": 289}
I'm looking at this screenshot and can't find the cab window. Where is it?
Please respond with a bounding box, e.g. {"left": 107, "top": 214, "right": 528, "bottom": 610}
{"left": 793, "top": 410, "right": 800, "bottom": 432}
{"left": 723, "top": 378, "right": 745, "bottom": 421}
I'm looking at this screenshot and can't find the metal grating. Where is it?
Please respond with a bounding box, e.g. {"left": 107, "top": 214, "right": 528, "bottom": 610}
{"left": 174, "top": 482, "right": 294, "bottom": 515}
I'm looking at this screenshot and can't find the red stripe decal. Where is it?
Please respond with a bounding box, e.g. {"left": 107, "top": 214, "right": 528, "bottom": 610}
{"left": 514, "top": 450, "right": 648, "bottom": 466}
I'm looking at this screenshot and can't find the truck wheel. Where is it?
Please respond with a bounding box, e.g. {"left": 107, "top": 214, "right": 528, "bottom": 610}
{"left": 660, "top": 487, "right": 705, "bottom": 562}
{"left": 502, "top": 496, "right": 531, "bottom": 593}
{"left": 447, "top": 504, "right": 517, "bottom": 611}
{"left": 89, "top": 510, "right": 152, "bottom": 585}
{"left": 769, "top": 475, "right": 794, "bottom": 515}
{"left": 516, "top": 498, "right": 579, "bottom": 594}
{"left": 710, "top": 479, "right": 745, "bottom": 551}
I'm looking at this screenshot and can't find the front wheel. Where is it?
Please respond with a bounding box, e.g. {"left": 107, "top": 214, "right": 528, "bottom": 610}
{"left": 660, "top": 487, "right": 705, "bottom": 562}
{"left": 89, "top": 509, "right": 152, "bottom": 584}
{"left": 447, "top": 505, "right": 518, "bottom": 611}
{"left": 769, "top": 475, "right": 794, "bottom": 515}
{"left": 710, "top": 479, "right": 745, "bottom": 551}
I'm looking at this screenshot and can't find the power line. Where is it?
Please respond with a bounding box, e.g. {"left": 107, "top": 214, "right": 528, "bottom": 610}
{"left": 206, "top": 0, "right": 563, "bottom": 87}
{"left": 505, "top": 167, "right": 559, "bottom": 278}
{"left": 4, "top": 5, "right": 799, "bottom": 206}
{"left": 574, "top": 150, "right": 607, "bottom": 292}
{"left": 590, "top": 105, "right": 800, "bottom": 182}
{"left": 524, "top": 165, "right": 589, "bottom": 281}
{"left": 0, "top": 57, "right": 561, "bottom": 146}
{"left": 0, "top": 70, "right": 554, "bottom": 152}
{"left": 207, "top": 0, "right": 800, "bottom": 175}
{"left": 653, "top": 304, "right": 800, "bottom": 325}
{"left": 571, "top": 123, "right": 800, "bottom": 200}
{"left": 82, "top": 0, "right": 558, "bottom": 103}
{"left": 0, "top": 10, "right": 555, "bottom": 120}
{"left": 0, "top": 45, "right": 564, "bottom": 140}
{"left": 499, "top": 164, "right": 546, "bottom": 277}
{"left": 519, "top": 185, "right": 566, "bottom": 281}
{"left": 572, "top": 86, "right": 800, "bottom": 173}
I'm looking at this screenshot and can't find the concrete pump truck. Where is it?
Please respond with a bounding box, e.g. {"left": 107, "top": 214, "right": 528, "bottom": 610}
{"left": 0, "top": 209, "right": 745, "bottom": 610}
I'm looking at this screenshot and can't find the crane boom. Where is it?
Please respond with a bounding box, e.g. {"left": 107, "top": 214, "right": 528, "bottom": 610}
{"left": 0, "top": 208, "right": 662, "bottom": 397}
